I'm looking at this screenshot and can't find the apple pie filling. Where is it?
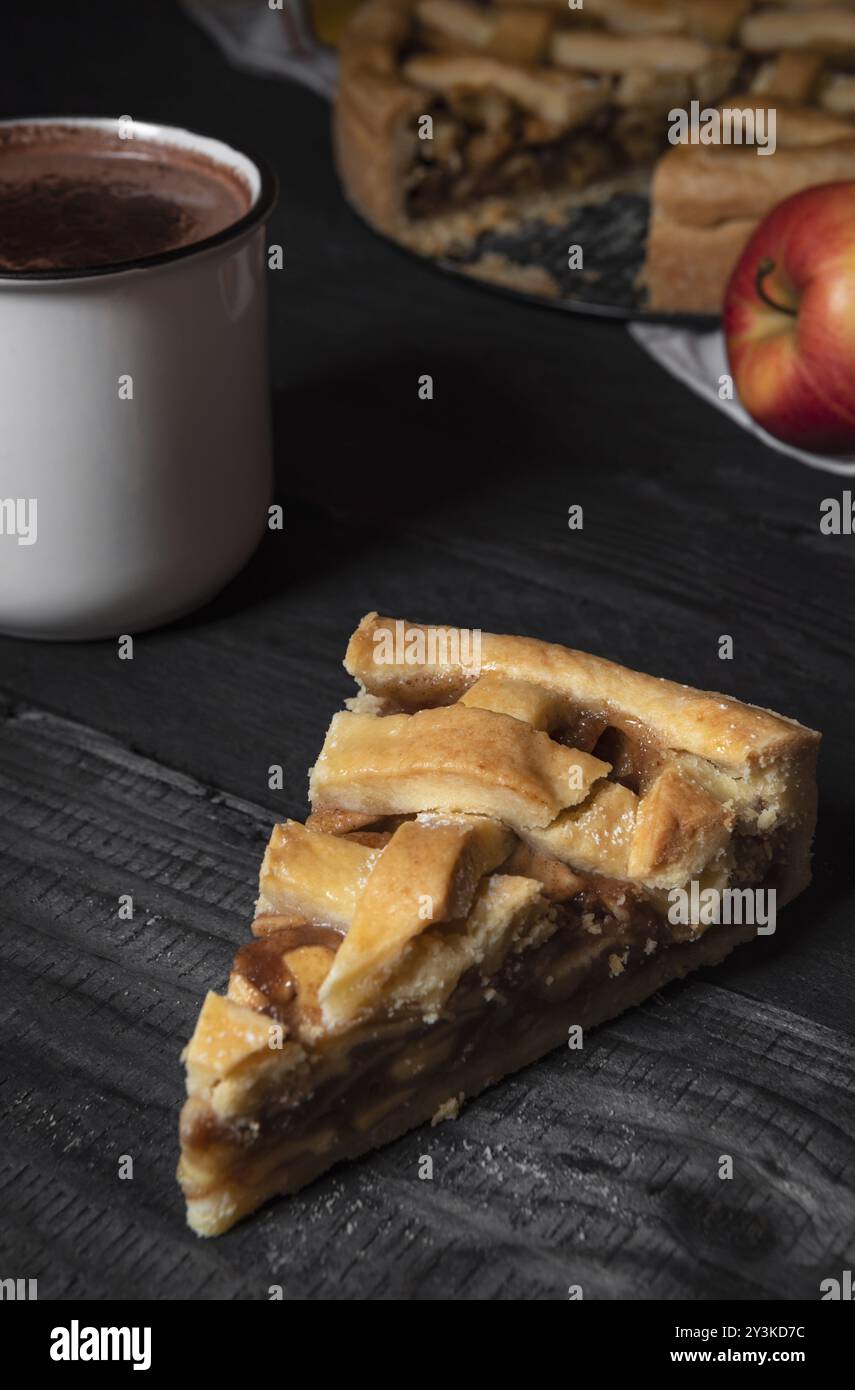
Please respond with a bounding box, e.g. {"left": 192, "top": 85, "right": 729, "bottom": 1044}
{"left": 392, "top": 0, "right": 744, "bottom": 224}
{"left": 405, "top": 97, "right": 622, "bottom": 220}
{"left": 179, "top": 879, "right": 740, "bottom": 1219}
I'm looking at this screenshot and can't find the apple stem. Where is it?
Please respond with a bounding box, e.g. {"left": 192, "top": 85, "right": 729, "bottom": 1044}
{"left": 755, "top": 258, "right": 797, "bottom": 317}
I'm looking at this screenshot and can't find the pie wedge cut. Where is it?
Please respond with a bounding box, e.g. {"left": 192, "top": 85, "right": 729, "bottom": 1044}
{"left": 333, "top": 0, "right": 855, "bottom": 313}
{"left": 178, "top": 613, "right": 819, "bottom": 1235}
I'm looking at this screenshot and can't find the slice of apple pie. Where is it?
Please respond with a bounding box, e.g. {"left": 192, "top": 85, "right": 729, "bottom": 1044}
{"left": 178, "top": 613, "right": 819, "bottom": 1235}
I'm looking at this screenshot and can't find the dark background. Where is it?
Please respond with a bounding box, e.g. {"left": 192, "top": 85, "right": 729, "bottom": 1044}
{"left": 1, "top": 0, "right": 853, "bottom": 1300}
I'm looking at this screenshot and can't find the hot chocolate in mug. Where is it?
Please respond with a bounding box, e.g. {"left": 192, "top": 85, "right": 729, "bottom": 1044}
{"left": 0, "top": 117, "right": 278, "bottom": 638}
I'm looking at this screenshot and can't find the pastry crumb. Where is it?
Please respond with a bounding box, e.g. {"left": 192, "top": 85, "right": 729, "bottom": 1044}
{"left": 459, "top": 252, "right": 560, "bottom": 298}
{"left": 432, "top": 1094, "right": 464, "bottom": 1126}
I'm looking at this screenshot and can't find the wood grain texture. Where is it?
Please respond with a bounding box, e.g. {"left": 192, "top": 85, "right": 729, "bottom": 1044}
{"left": 1, "top": 701, "right": 853, "bottom": 1301}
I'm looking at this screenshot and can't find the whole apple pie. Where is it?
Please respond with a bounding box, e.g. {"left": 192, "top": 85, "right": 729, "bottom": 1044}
{"left": 333, "top": 0, "right": 855, "bottom": 312}
{"left": 177, "top": 614, "right": 819, "bottom": 1235}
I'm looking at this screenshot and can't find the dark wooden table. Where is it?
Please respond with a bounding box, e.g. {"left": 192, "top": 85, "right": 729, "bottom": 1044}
{"left": 2, "top": 0, "right": 853, "bottom": 1302}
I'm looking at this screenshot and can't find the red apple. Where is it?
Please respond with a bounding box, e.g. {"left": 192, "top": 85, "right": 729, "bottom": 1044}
{"left": 724, "top": 181, "right": 855, "bottom": 455}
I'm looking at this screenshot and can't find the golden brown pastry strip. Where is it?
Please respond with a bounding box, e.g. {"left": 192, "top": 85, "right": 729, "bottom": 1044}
{"left": 256, "top": 819, "right": 380, "bottom": 928}
{"left": 320, "top": 815, "right": 514, "bottom": 1022}
{"left": 819, "top": 72, "right": 855, "bottom": 116}
{"left": 403, "top": 51, "right": 609, "bottom": 127}
{"left": 740, "top": 8, "right": 855, "bottom": 59}
{"left": 750, "top": 51, "right": 825, "bottom": 104}
{"left": 310, "top": 705, "right": 610, "bottom": 828}
{"left": 522, "top": 781, "right": 639, "bottom": 880}
{"left": 627, "top": 765, "right": 732, "bottom": 890}
{"left": 417, "top": 0, "right": 553, "bottom": 63}
{"left": 458, "top": 672, "right": 569, "bottom": 729}
{"left": 550, "top": 29, "right": 726, "bottom": 75}
{"left": 672, "top": 0, "right": 749, "bottom": 44}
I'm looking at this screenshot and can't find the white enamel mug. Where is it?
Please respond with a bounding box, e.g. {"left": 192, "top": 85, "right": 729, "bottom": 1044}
{"left": 0, "top": 117, "right": 278, "bottom": 639}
